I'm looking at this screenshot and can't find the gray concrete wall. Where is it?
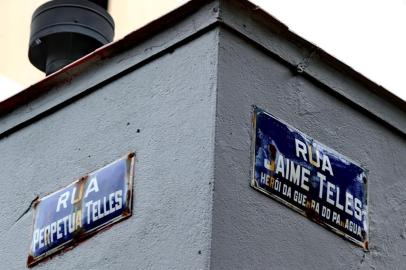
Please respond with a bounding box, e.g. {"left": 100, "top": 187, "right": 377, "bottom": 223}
{"left": 211, "top": 27, "right": 406, "bottom": 270}
{"left": 0, "top": 29, "right": 218, "bottom": 270}
{"left": 1, "top": 1, "right": 405, "bottom": 269}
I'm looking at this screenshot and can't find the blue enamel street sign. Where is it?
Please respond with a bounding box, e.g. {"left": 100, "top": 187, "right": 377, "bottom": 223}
{"left": 251, "top": 107, "right": 369, "bottom": 249}
{"left": 27, "top": 153, "right": 135, "bottom": 267}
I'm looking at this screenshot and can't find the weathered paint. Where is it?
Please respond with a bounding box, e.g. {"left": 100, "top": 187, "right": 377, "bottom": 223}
{"left": 27, "top": 153, "right": 135, "bottom": 267}
{"left": 211, "top": 27, "right": 406, "bottom": 270}
{"left": 251, "top": 107, "right": 368, "bottom": 249}
{"left": 0, "top": 29, "right": 218, "bottom": 270}
{"left": 0, "top": 1, "right": 404, "bottom": 269}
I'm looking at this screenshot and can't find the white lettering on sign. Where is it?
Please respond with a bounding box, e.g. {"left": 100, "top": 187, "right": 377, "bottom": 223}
{"left": 261, "top": 138, "right": 364, "bottom": 223}
{"left": 56, "top": 176, "right": 99, "bottom": 213}
{"left": 85, "top": 190, "right": 123, "bottom": 224}
{"left": 84, "top": 176, "right": 99, "bottom": 198}
{"left": 270, "top": 154, "right": 310, "bottom": 192}
{"left": 295, "top": 138, "right": 334, "bottom": 176}
{"left": 32, "top": 175, "right": 123, "bottom": 252}
{"left": 316, "top": 172, "right": 362, "bottom": 222}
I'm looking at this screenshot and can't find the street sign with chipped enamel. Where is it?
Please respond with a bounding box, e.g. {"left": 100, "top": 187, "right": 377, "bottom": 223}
{"left": 251, "top": 107, "right": 368, "bottom": 249}
{"left": 27, "top": 153, "right": 135, "bottom": 267}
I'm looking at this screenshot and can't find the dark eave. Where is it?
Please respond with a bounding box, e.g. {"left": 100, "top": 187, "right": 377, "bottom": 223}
{"left": 0, "top": 0, "right": 404, "bottom": 137}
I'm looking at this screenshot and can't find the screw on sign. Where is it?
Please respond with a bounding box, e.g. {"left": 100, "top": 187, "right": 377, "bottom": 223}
{"left": 27, "top": 153, "right": 135, "bottom": 267}
{"left": 251, "top": 107, "right": 368, "bottom": 250}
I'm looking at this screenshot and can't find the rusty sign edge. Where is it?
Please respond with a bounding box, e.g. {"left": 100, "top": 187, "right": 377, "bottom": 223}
{"left": 250, "top": 106, "right": 369, "bottom": 250}
{"left": 27, "top": 152, "right": 136, "bottom": 267}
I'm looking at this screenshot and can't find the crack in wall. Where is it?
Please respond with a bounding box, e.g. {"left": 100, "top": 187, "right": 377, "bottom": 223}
{"left": 14, "top": 195, "right": 39, "bottom": 224}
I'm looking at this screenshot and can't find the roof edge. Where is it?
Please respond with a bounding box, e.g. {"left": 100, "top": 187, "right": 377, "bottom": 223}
{"left": 0, "top": 0, "right": 212, "bottom": 117}
{"left": 220, "top": 0, "right": 405, "bottom": 111}
{"left": 218, "top": 0, "right": 405, "bottom": 135}
{"left": 0, "top": 0, "right": 404, "bottom": 135}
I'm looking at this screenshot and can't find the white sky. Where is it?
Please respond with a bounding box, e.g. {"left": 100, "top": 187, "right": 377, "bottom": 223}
{"left": 252, "top": 0, "right": 406, "bottom": 101}
{"left": 0, "top": 75, "right": 21, "bottom": 101}
{"left": 0, "top": 0, "right": 405, "bottom": 102}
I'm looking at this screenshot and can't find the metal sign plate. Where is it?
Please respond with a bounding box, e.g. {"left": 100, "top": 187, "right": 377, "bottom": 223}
{"left": 27, "top": 153, "right": 135, "bottom": 267}
{"left": 251, "top": 107, "right": 368, "bottom": 249}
